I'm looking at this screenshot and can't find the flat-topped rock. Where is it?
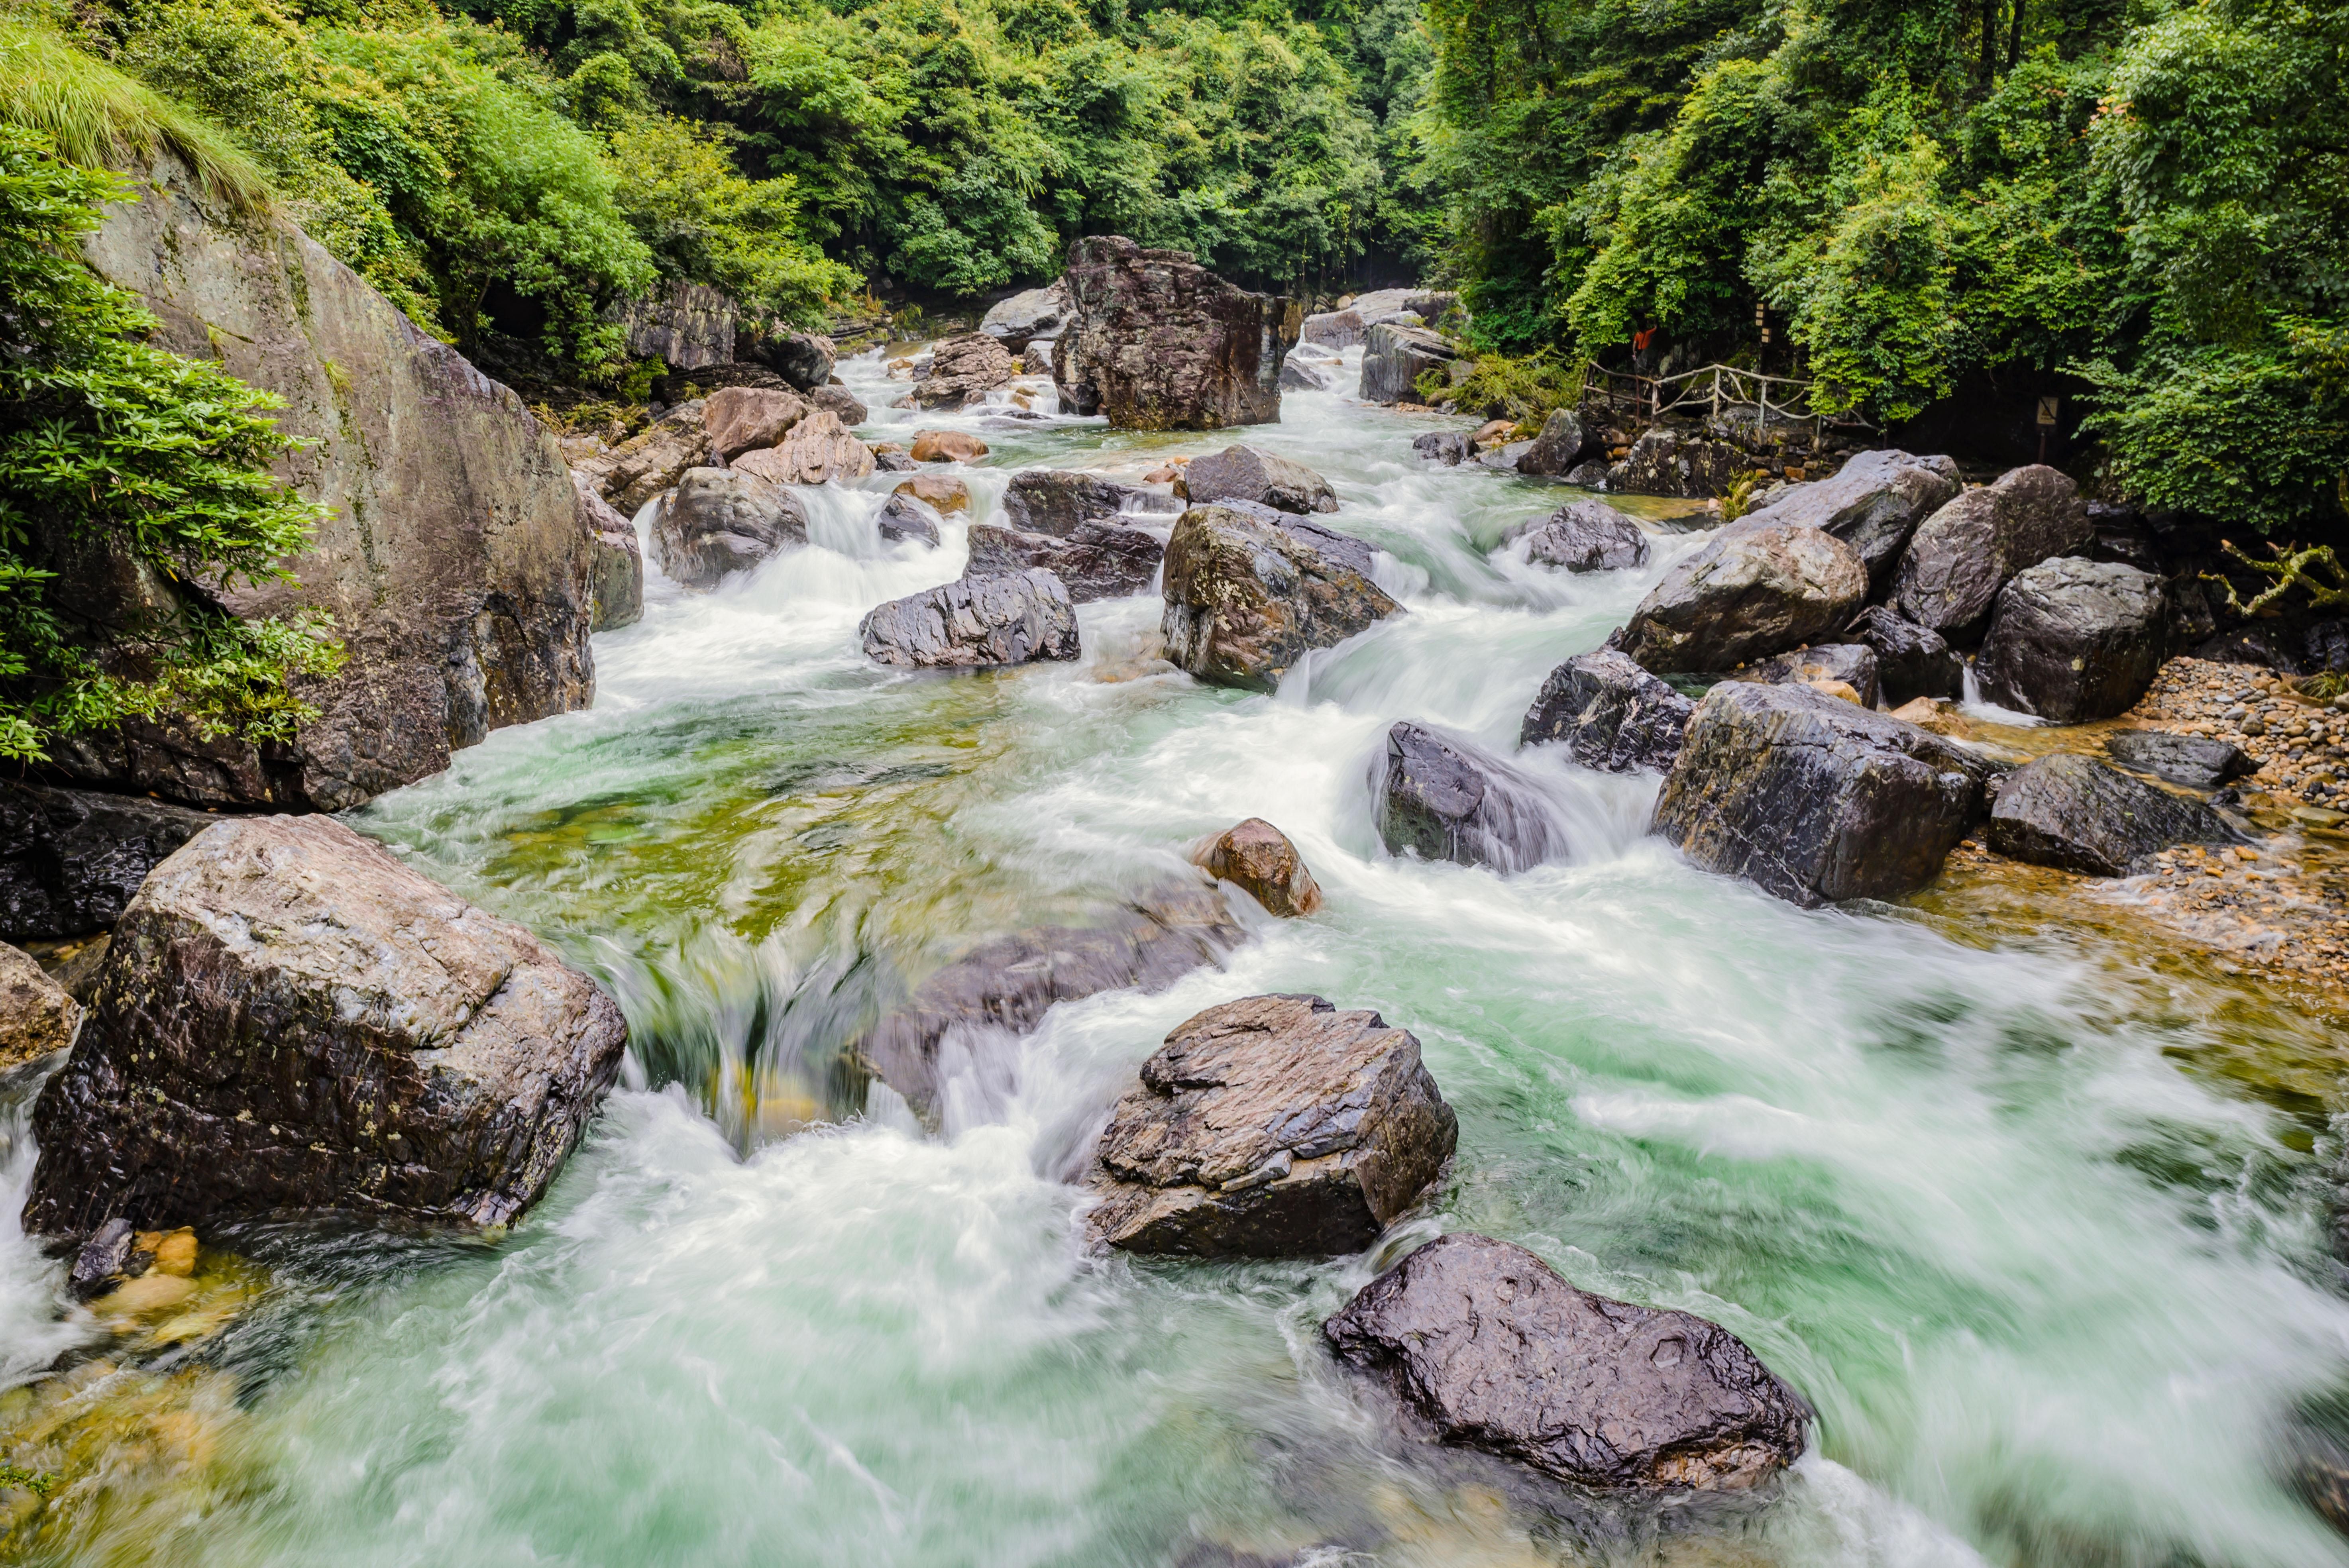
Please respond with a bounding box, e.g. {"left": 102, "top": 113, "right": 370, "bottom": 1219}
{"left": 1088, "top": 994, "right": 1457, "bottom": 1256}
{"left": 2105, "top": 730, "right": 2258, "bottom": 789}
{"left": 1519, "top": 650, "right": 1695, "bottom": 774}
{"left": 1179, "top": 445, "right": 1339, "bottom": 514}
{"left": 1501, "top": 500, "right": 1648, "bottom": 573}
{"left": 1161, "top": 505, "right": 1400, "bottom": 691}
{"left": 1001, "top": 469, "right": 1178, "bottom": 535}
{"left": 1376, "top": 722, "right": 1564, "bottom": 872}
{"left": 965, "top": 520, "right": 1162, "bottom": 601}
{"left": 1988, "top": 754, "right": 2242, "bottom": 877}
{"left": 1611, "top": 524, "right": 1867, "bottom": 674}
{"left": 860, "top": 571, "right": 1081, "bottom": 669}
{"left": 1726, "top": 643, "right": 1882, "bottom": 710}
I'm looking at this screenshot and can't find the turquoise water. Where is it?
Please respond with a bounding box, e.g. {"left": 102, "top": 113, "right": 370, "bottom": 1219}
{"left": 4, "top": 349, "right": 2347, "bottom": 1566}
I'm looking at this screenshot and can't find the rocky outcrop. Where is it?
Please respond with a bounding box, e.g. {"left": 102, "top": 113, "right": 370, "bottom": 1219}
{"left": 1323, "top": 1233, "right": 1810, "bottom": 1492}
{"left": 854, "top": 880, "right": 1244, "bottom": 1117}
{"left": 1654, "top": 681, "right": 1993, "bottom": 907}
{"left": 1736, "top": 449, "right": 1959, "bottom": 588}
{"left": 704, "top": 387, "right": 810, "bottom": 461}
{"left": 1, "top": 942, "right": 79, "bottom": 1071}
{"left": 1726, "top": 643, "right": 1882, "bottom": 709}
{"left": 734, "top": 409, "right": 876, "bottom": 486}
{"left": 655, "top": 468, "right": 808, "bottom": 589}
{"left": 1605, "top": 428, "right": 1744, "bottom": 498}
{"left": 742, "top": 324, "right": 835, "bottom": 391}
{"left": 1890, "top": 464, "right": 2092, "bottom": 640}
{"left": 580, "top": 400, "right": 711, "bottom": 512}
{"left": 1087, "top": 995, "right": 1456, "bottom": 1256}
{"left": 1196, "top": 818, "right": 1323, "bottom": 917}
{"left": 62, "top": 149, "right": 600, "bottom": 812}
{"left": 876, "top": 493, "right": 943, "bottom": 547}
{"left": 1519, "top": 650, "right": 1694, "bottom": 774}
{"left": 911, "top": 430, "right": 988, "bottom": 463}
{"left": 979, "top": 281, "right": 1072, "bottom": 350}
{"left": 1610, "top": 525, "right": 1868, "bottom": 674}
{"left": 0, "top": 781, "right": 216, "bottom": 942}
{"left": 573, "top": 476, "right": 644, "bottom": 630}
{"left": 1972, "top": 558, "right": 2166, "bottom": 722}
{"left": 607, "top": 280, "right": 735, "bottom": 369}
{"left": 1846, "top": 604, "right": 1961, "bottom": 706}
{"left": 2105, "top": 730, "right": 2258, "bottom": 789}
{"left": 1179, "top": 445, "right": 1339, "bottom": 514}
{"left": 911, "top": 333, "right": 1018, "bottom": 409}
{"left": 21, "top": 814, "right": 628, "bottom": 1236}
{"left": 1501, "top": 500, "right": 1649, "bottom": 573}
{"left": 1412, "top": 431, "right": 1471, "bottom": 466}
{"left": 859, "top": 571, "right": 1082, "bottom": 669}
{"left": 966, "top": 521, "right": 1162, "bottom": 601}
{"left": 1514, "top": 409, "right": 1593, "bottom": 477}
{"left": 1053, "top": 235, "right": 1298, "bottom": 429}
{"left": 1987, "top": 754, "right": 2240, "bottom": 876}
{"left": 1376, "top": 722, "right": 1564, "bottom": 872}
{"left": 1161, "top": 506, "right": 1401, "bottom": 691}
{"left": 1002, "top": 469, "right": 1177, "bottom": 535}
{"left": 1357, "top": 324, "right": 1457, "bottom": 404}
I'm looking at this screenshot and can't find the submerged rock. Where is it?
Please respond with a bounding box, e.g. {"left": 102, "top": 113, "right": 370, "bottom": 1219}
{"left": 1737, "top": 449, "right": 1959, "bottom": 589}
{"left": 1891, "top": 464, "right": 2092, "bottom": 640}
{"left": 1179, "top": 444, "right": 1339, "bottom": 514}
{"left": 1987, "top": 754, "right": 2241, "bottom": 877}
{"left": 1412, "top": 431, "right": 1471, "bottom": 466}
{"left": 2104, "top": 730, "right": 2258, "bottom": 789}
{"left": 1726, "top": 643, "right": 1883, "bottom": 710}
{"left": 1972, "top": 557, "right": 2166, "bottom": 722}
{"left": 1196, "top": 818, "right": 1323, "bottom": 917}
{"left": 1001, "top": 469, "right": 1178, "bottom": 536}
{"left": 1087, "top": 994, "right": 1457, "bottom": 1257}
{"left": 1501, "top": 500, "right": 1649, "bottom": 573}
{"left": 1323, "top": 1232, "right": 1811, "bottom": 1491}
{"left": 1161, "top": 505, "right": 1400, "bottom": 691}
{"left": 860, "top": 571, "right": 1082, "bottom": 669}
{"left": 0, "top": 781, "right": 215, "bottom": 943}
{"left": 1054, "top": 235, "right": 1296, "bottom": 429}
{"left": 1846, "top": 604, "right": 1962, "bottom": 706}
{"left": 1611, "top": 524, "right": 1868, "bottom": 675}
{"left": 1654, "top": 681, "right": 1993, "bottom": 907}
{"left": 1358, "top": 324, "right": 1458, "bottom": 404}
{"left": 655, "top": 467, "right": 809, "bottom": 589}
{"left": 875, "top": 493, "right": 943, "bottom": 547}
{"left": 1376, "top": 722, "right": 1564, "bottom": 872}
{"left": 1519, "top": 650, "right": 1695, "bottom": 774}
{"left": 22, "top": 815, "right": 629, "bottom": 1236}
{"left": 966, "top": 521, "right": 1162, "bottom": 601}
{"left": 1, "top": 942, "right": 79, "bottom": 1071}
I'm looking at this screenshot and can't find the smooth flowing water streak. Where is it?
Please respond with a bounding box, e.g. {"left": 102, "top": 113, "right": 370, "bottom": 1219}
{"left": 6, "top": 349, "right": 2349, "bottom": 1567}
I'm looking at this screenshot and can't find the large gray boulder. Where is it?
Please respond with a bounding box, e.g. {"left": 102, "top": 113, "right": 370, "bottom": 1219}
{"left": 1179, "top": 444, "right": 1339, "bottom": 514}
{"left": 1610, "top": 524, "right": 1868, "bottom": 674}
{"left": 965, "top": 520, "right": 1162, "bottom": 601}
{"left": 1654, "top": 681, "right": 1994, "bottom": 907}
{"left": 21, "top": 815, "right": 628, "bottom": 1236}
{"left": 1324, "top": 1233, "right": 1811, "bottom": 1492}
{"left": 1519, "top": 650, "right": 1694, "bottom": 773}
{"left": 1412, "top": 431, "right": 1471, "bottom": 466}
{"left": 1161, "top": 505, "right": 1401, "bottom": 691}
{"left": 1300, "top": 308, "right": 1365, "bottom": 349}
{"left": 1513, "top": 408, "right": 1593, "bottom": 477}
{"left": 742, "top": 324, "right": 835, "bottom": 391}
{"left": 979, "top": 281, "right": 1071, "bottom": 350}
{"left": 1890, "top": 464, "right": 2092, "bottom": 640}
{"left": 2104, "top": 730, "right": 2258, "bottom": 789}
{"left": 1357, "top": 324, "right": 1459, "bottom": 404}
{"left": 1087, "top": 994, "right": 1457, "bottom": 1257}
{"left": 1605, "top": 428, "right": 1744, "bottom": 498}
{"left": 911, "top": 332, "right": 1018, "bottom": 410}
{"left": 1988, "top": 754, "right": 2241, "bottom": 876}
{"left": 572, "top": 475, "right": 644, "bottom": 630}
{"left": 1846, "top": 604, "right": 1961, "bottom": 706}
{"left": 1737, "top": 449, "right": 1959, "bottom": 588}
{"left": 703, "top": 386, "right": 811, "bottom": 461}
{"left": 1501, "top": 499, "right": 1649, "bottom": 572}
{"left": 1054, "top": 235, "right": 1296, "bottom": 429}
{"left": 0, "top": 781, "right": 215, "bottom": 942}
{"left": 860, "top": 571, "right": 1082, "bottom": 669}
{"left": 1278, "top": 356, "right": 1336, "bottom": 393}
{"left": 1726, "top": 643, "right": 1883, "bottom": 709}
{"left": 655, "top": 468, "right": 809, "bottom": 590}
{"left": 1972, "top": 558, "right": 2166, "bottom": 722}
{"left": 1375, "top": 722, "right": 1563, "bottom": 873}
{"left": 1002, "top": 469, "right": 1180, "bottom": 536}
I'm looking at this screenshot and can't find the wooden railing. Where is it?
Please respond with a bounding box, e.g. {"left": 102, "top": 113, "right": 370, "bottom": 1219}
{"left": 1583, "top": 363, "right": 1869, "bottom": 440}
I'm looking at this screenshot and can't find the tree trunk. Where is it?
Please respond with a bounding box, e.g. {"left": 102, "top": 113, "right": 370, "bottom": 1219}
{"left": 2006, "top": 0, "right": 2026, "bottom": 70}
{"left": 1978, "top": 0, "right": 2000, "bottom": 87}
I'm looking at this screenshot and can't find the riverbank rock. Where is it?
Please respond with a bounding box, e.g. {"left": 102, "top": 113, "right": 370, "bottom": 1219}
{"left": 859, "top": 571, "right": 1082, "bottom": 669}
{"left": 581, "top": 400, "right": 712, "bottom": 513}
{"left": 1357, "top": 324, "right": 1458, "bottom": 404}
{"left": 654, "top": 469, "right": 808, "bottom": 589}
{"left": 966, "top": 521, "right": 1162, "bottom": 601}
{"left": 1972, "top": 558, "right": 2166, "bottom": 722}
{"left": 1054, "top": 235, "right": 1296, "bottom": 429}
{"left": 733, "top": 409, "right": 875, "bottom": 486}
{"left": 1654, "top": 682, "right": 1992, "bottom": 907}
{"left": 704, "top": 386, "right": 811, "bottom": 461}
{"left": 1605, "top": 428, "right": 1743, "bottom": 498}
{"left": 1161, "top": 505, "right": 1400, "bottom": 691}
{"left": 1727, "top": 644, "right": 1882, "bottom": 710}
{"left": 1520, "top": 651, "right": 1694, "bottom": 774}
{"left": 911, "top": 333, "right": 1018, "bottom": 409}
{"left": 0, "top": 782, "right": 216, "bottom": 943}
{"left": 1737, "top": 449, "right": 1959, "bottom": 588}
{"left": 1412, "top": 432, "right": 1471, "bottom": 466}
{"left": 1, "top": 943, "right": 79, "bottom": 1070}
{"left": 1086, "top": 994, "right": 1457, "bottom": 1257}
{"left": 21, "top": 815, "right": 628, "bottom": 1236}
{"left": 2105, "top": 730, "right": 2258, "bottom": 789}
{"left": 1376, "top": 722, "right": 1563, "bottom": 872}
{"left": 1323, "top": 1233, "right": 1810, "bottom": 1492}
{"left": 1179, "top": 445, "right": 1339, "bottom": 514}
{"left": 573, "top": 477, "right": 644, "bottom": 630}
{"left": 1003, "top": 469, "right": 1176, "bottom": 535}
{"left": 743, "top": 325, "right": 835, "bottom": 391}
{"left": 1847, "top": 604, "right": 1961, "bottom": 706}
{"left": 1987, "top": 754, "right": 2240, "bottom": 877}
{"left": 1196, "top": 818, "right": 1322, "bottom": 917}
{"left": 1890, "top": 465, "right": 2092, "bottom": 640}
{"left": 1515, "top": 409, "right": 1594, "bottom": 477}
{"left": 980, "top": 281, "right": 1071, "bottom": 350}
{"left": 1610, "top": 525, "right": 1868, "bottom": 674}
{"left": 1502, "top": 500, "right": 1649, "bottom": 573}
{"left": 876, "top": 493, "right": 943, "bottom": 547}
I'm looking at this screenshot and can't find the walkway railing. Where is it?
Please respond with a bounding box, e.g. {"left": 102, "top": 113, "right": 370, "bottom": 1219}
{"left": 1584, "top": 362, "right": 1870, "bottom": 441}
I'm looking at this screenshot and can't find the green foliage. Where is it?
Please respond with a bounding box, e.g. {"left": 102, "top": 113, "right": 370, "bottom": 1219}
{"left": 1428, "top": 347, "right": 1583, "bottom": 422}
{"left": 0, "top": 124, "right": 342, "bottom": 763}
{"left": 0, "top": 1462, "right": 53, "bottom": 1497}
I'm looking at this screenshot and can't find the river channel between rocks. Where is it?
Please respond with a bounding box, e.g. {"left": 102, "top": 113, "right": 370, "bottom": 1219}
{"left": 6, "top": 347, "right": 2349, "bottom": 1567}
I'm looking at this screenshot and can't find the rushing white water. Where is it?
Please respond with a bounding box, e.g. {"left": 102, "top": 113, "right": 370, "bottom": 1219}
{"left": 6, "top": 346, "right": 2349, "bottom": 1566}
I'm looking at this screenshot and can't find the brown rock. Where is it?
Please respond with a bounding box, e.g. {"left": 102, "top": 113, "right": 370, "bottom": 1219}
{"left": 1196, "top": 819, "right": 1323, "bottom": 916}
{"left": 1053, "top": 235, "right": 1299, "bottom": 429}
{"left": 585, "top": 400, "right": 713, "bottom": 514}
{"left": 0, "top": 941, "right": 79, "bottom": 1070}
{"left": 911, "top": 430, "right": 990, "bottom": 464}
{"left": 1161, "top": 505, "right": 1401, "bottom": 691}
{"left": 703, "top": 386, "right": 811, "bottom": 461}
{"left": 894, "top": 474, "right": 972, "bottom": 514}
{"left": 806, "top": 383, "right": 869, "bottom": 426}
{"left": 911, "top": 333, "right": 1018, "bottom": 409}
{"left": 734, "top": 410, "right": 876, "bottom": 486}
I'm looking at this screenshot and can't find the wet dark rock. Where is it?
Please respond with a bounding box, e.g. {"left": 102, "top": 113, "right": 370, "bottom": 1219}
{"left": 1564, "top": 460, "right": 1612, "bottom": 488}
{"left": 1737, "top": 449, "right": 1959, "bottom": 589}
{"left": 1412, "top": 431, "right": 1471, "bottom": 466}
{"left": 1890, "top": 465, "right": 2092, "bottom": 641}
{"left": 68, "top": 1217, "right": 138, "bottom": 1300}
{"left": 655, "top": 467, "right": 809, "bottom": 590}
{"left": 1988, "top": 754, "right": 2240, "bottom": 876}
{"left": 1087, "top": 994, "right": 1457, "bottom": 1257}
{"left": 1514, "top": 408, "right": 1593, "bottom": 477}
{"left": 1197, "top": 818, "right": 1322, "bottom": 917}
{"left": 1846, "top": 604, "right": 1962, "bottom": 706}
{"left": 965, "top": 521, "right": 1162, "bottom": 602}
{"left": 1972, "top": 557, "right": 2166, "bottom": 722}
{"left": 1054, "top": 235, "right": 1296, "bottom": 429}
{"left": 1519, "top": 650, "right": 1694, "bottom": 774}
{"left": 979, "top": 281, "right": 1071, "bottom": 350}
{"left": 875, "top": 493, "right": 943, "bottom": 547}
{"left": 1726, "top": 643, "right": 1882, "bottom": 710}
{"left": 1180, "top": 444, "right": 1339, "bottom": 514}
{"left": 1, "top": 941, "right": 79, "bottom": 1071}
{"left": 859, "top": 571, "right": 1082, "bottom": 669}
{"left": 573, "top": 474, "right": 644, "bottom": 631}
{"left": 0, "top": 781, "right": 216, "bottom": 943}
{"left": 1653, "top": 682, "right": 1994, "bottom": 907}
{"left": 22, "top": 814, "right": 630, "bottom": 1236}
{"left": 2104, "top": 730, "right": 2258, "bottom": 789}
{"left": 1610, "top": 524, "right": 1868, "bottom": 675}
{"left": 744, "top": 325, "right": 837, "bottom": 391}
{"left": 1502, "top": 500, "right": 1649, "bottom": 573}
{"left": 1605, "top": 428, "right": 1744, "bottom": 498}
{"left": 1323, "top": 1232, "right": 1811, "bottom": 1491}
{"left": 1162, "top": 505, "right": 1400, "bottom": 691}
{"left": 1001, "top": 469, "right": 1179, "bottom": 537}
{"left": 2088, "top": 500, "right": 2162, "bottom": 572}
{"left": 807, "top": 383, "right": 869, "bottom": 427}
{"left": 1358, "top": 324, "right": 1459, "bottom": 404}
{"left": 1375, "top": 722, "right": 1564, "bottom": 873}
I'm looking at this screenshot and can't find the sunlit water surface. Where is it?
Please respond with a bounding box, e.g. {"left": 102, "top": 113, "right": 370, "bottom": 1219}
{"left": 6, "top": 348, "right": 2349, "bottom": 1567}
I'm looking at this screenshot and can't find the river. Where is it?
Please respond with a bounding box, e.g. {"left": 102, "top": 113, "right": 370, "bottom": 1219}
{"left": 3, "top": 345, "right": 2347, "bottom": 1566}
